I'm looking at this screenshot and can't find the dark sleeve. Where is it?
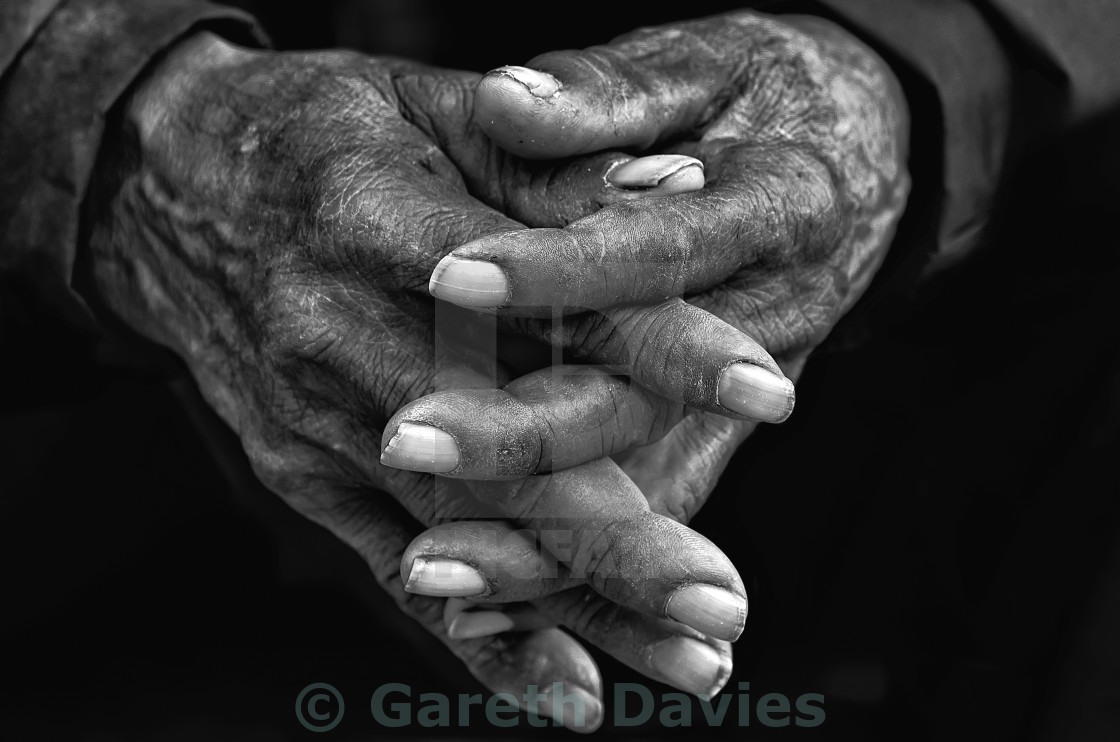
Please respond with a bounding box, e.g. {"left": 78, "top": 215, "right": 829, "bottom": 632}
{"left": 988, "top": 0, "right": 1120, "bottom": 122}
{"left": 0, "top": 0, "right": 267, "bottom": 334}
{"left": 815, "top": 0, "right": 1120, "bottom": 274}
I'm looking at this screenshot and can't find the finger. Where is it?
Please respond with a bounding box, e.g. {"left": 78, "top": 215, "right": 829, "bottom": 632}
{"left": 498, "top": 152, "right": 706, "bottom": 228}
{"left": 383, "top": 64, "right": 705, "bottom": 231}
{"left": 292, "top": 479, "right": 605, "bottom": 731}
{"left": 379, "top": 328, "right": 789, "bottom": 481}
{"left": 402, "top": 514, "right": 747, "bottom": 648}
{"left": 380, "top": 366, "right": 686, "bottom": 478}
{"left": 473, "top": 18, "right": 748, "bottom": 160}
{"left": 472, "top": 14, "right": 814, "bottom": 159}
{"left": 403, "top": 520, "right": 576, "bottom": 601}
{"left": 428, "top": 143, "right": 836, "bottom": 313}
{"left": 514, "top": 298, "right": 797, "bottom": 422}
{"left": 451, "top": 261, "right": 829, "bottom": 495}
{"left": 444, "top": 599, "right": 556, "bottom": 640}
{"left": 420, "top": 527, "right": 736, "bottom": 697}
{"left": 403, "top": 458, "right": 749, "bottom": 642}
{"left": 536, "top": 587, "right": 735, "bottom": 697}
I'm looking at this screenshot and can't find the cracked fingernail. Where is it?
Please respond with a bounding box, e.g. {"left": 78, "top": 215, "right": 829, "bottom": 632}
{"left": 717, "top": 362, "right": 796, "bottom": 423}
{"left": 649, "top": 637, "right": 733, "bottom": 697}
{"left": 447, "top": 610, "right": 516, "bottom": 640}
{"left": 381, "top": 422, "right": 460, "bottom": 473}
{"left": 666, "top": 584, "right": 747, "bottom": 641}
{"left": 608, "top": 154, "right": 705, "bottom": 194}
{"left": 491, "top": 65, "right": 561, "bottom": 98}
{"left": 405, "top": 557, "right": 487, "bottom": 597}
{"left": 429, "top": 255, "right": 510, "bottom": 308}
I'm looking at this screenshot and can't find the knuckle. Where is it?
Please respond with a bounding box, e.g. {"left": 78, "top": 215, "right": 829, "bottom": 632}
{"left": 369, "top": 344, "right": 437, "bottom": 415}
{"left": 566, "top": 310, "right": 632, "bottom": 369}
{"left": 259, "top": 272, "right": 436, "bottom": 422}
{"left": 784, "top": 153, "right": 844, "bottom": 259}
{"left": 719, "top": 264, "right": 846, "bottom": 353}
{"left": 661, "top": 494, "right": 694, "bottom": 525}
{"left": 242, "top": 430, "right": 320, "bottom": 497}
{"left": 563, "top": 592, "right": 616, "bottom": 637}
{"left": 258, "top": 277, "right": 347, "bottom": 366}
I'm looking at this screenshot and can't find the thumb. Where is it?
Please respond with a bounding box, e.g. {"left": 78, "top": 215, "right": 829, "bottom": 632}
{"left": 473, "top": 15, "right": 752, "bottom": 158}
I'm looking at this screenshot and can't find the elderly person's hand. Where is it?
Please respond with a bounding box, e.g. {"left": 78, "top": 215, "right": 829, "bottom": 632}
{"left": 85, "top": 30, "right": 804, "bottom": 729}
{"left": 382, "top": 6, "right": 909, "bottom": 660}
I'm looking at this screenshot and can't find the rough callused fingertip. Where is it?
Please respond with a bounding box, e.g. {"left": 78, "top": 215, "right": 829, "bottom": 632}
{"left": 380, "top": 421, "right": 460, "bottom": 473}
{"left": 404, "top": 557, "right": 488, "bottom": 597}
{"left": 446, "top": 610, "right": 516, "bottom": 640}
{"left": 607, "top": 154, "right": 705, "bottom": 191}
{"left": 665, "top": 583, "right": 748, "bottom": 642}
{"left": 489, "top": 65, "right": 561, "bottom": 98}
{"left": 429, "top": 255, "right": 510, "bottom": 308}
{"left": 717, "top": 362, "right": 796, "bottom": 423}
{"left": 647, "top": 637, "right": 734, "bottom": 698}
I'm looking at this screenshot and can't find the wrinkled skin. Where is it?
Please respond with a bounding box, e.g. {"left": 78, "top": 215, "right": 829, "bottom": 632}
{"left": 85, "top": 30, "right": 766, "bottom": 725}
{"left": 608, "top": 11, "right": 912, "bottom": 521}
{"left": 392, "top": 10, "right": 910, "bottom": 594}
{"left": 85, "top": 6, "right": 910, "bottom": 722}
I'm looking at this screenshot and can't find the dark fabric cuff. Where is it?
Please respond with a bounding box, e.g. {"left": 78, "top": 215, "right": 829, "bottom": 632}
{"left": 0, "top": 0, "right": 65, "bottom": 75}
{"left": 0, "top": 0, "right": 268, "bottom": 336}
{"left": 812, "top": 0, "right": 1013, "bottom": 273}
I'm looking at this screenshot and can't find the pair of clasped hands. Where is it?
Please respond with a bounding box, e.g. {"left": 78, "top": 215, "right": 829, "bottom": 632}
{"left": 87, "top": 10, "right": 909, "bottom": 731}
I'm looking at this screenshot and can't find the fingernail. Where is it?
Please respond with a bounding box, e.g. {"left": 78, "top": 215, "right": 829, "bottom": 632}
{"left": 717, "top": 363, "right": 796, "bottom": 423}
{"left": 539, "top": 682, "right": 604, "bottom": 732}
{"left": 654, "top": 162, "right": 707, "bottom": 195}
{"left": 381, "top": 422, "right": 460, "bottom": 473}
{"left": 666, "top": 584, "right": 747, "bottom": 641}
{"left": 607, "top": 154, "right": 705, "bottom": 192}
{"left": 429, "top": 255, "right": 510, "bottom": 308}
{"left": 648, "top": 637, "right": 733, "bottom": 697}
{"left": 447, "top": 610, "right": 515, "bottom": 640}
{"left": 492, "top": 65, "right": 561, "bottom": 98}
{"left": 405, "top": 557, "right": 487, "bottom": 597}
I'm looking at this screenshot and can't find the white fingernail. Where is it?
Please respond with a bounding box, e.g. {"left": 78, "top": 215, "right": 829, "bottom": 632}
{"left": 405, "top": 557, "right": 487, "bottom": 597}
{"left": 648, "top": 637, "right": 732, "bottom": 697}
{"left": 607, "top": 154, "right": 705, "bottom": 192}
{"left": 717, "top": 363, "right": 796, "bottom": 423}
{"left": 429, "top": 255, "right": 510, "bottom": 308}
{"left": 666, "top": 583, "right": 747, "bottom": 642}
{"left": 447, "top": 610, "right": 516, "bottom": 640}
{"left": 492, "top": 65, "right": 561, "bottom": 98}
{"left": 381, "top": 422, "right": 460, "bottom": 473}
